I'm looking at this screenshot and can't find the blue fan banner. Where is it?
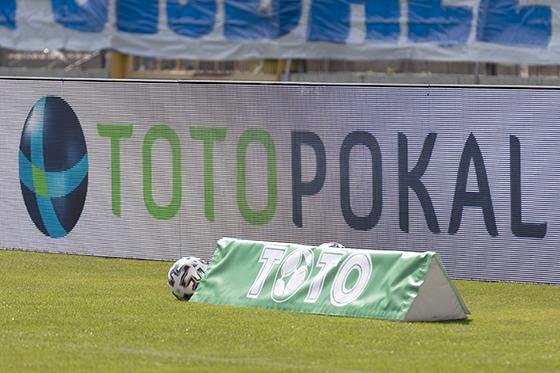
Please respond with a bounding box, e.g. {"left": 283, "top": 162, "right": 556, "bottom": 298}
{"left": 1, "top": 0, "right": 560, "bottom": 63}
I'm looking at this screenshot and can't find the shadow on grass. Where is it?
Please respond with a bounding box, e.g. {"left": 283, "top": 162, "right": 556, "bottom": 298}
{"left": 432, "top": 318, "right": 472, "bottom": 325}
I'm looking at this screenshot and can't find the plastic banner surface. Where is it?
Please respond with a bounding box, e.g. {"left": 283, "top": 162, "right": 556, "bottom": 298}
{"left": 1, "top": 78, "right": 560, "bottom": 284}
{"left": 192, "top": 238, "right": 469, "bottom": 321}
{"left": 1, "top": 0, "right": 560, "bottom": 63}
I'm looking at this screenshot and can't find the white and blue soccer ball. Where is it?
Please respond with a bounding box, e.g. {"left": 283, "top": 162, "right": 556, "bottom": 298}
{"left": 167, "top": 256, "right": 208, "bottom": 301}
{"left": 318, "top": 242, "right": 345, "bottom": 249}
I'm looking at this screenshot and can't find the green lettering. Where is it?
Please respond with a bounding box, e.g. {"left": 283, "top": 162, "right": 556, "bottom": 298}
{"left": 189, "top": 127, "right": 227, "bottom": 222}
{"left": 97, "top": 124, "right": 133, "bottom": 217}
{"left": 143, "top": 125, "right": 182, "bottom": 220}
{"left": 237, "top": 128, "right": 277, "bottom": 225}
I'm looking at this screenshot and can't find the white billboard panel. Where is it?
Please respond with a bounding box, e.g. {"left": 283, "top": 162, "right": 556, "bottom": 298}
{"left": 1, "top": 78, "right": 558, "bottom": 283}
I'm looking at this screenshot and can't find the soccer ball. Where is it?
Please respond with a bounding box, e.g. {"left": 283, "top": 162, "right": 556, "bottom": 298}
{"left": 167, "top": 257, "right": 208, "bottom": 301}
{"left": 318, "top": 242, "right": 345, "bottom": 249}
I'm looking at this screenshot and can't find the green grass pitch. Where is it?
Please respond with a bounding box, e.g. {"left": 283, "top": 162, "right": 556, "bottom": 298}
{"left": 1, "top": 250, "right": 559, "bottom": 372}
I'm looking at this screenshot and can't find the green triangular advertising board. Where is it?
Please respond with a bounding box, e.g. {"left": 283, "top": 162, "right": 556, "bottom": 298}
{"left": 192, "top": 238, "right": 469, "bottom": 322}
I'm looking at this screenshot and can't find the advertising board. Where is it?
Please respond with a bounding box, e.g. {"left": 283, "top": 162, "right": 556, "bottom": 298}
{"left": 1, "top": 78, "right": 558, "bottom": 283}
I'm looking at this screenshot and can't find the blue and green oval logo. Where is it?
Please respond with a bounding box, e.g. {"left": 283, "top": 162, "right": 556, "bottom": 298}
{"left": 19, "top": 96, "right": 88, "bottom": 238}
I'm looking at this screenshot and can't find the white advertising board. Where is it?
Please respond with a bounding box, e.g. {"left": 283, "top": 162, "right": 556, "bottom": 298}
{"left": 1, "top": 78, "right": 558, "bottom": 283}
